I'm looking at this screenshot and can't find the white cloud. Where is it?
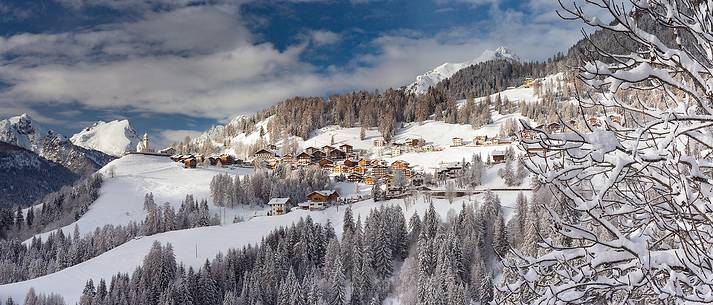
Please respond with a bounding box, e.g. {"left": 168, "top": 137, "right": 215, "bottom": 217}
{"left": 0, "top": 0, "right": 584, "bottom": 126}
{"left": 308, "top": 30, "right": 341, "bottom": 46}
{"left": 155, "top": 129, "right": 204, "bottom": 148}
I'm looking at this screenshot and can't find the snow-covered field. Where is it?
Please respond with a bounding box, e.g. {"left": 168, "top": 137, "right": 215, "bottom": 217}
{"left": 0, "top": 193, "right": 522, "bottom": 304}
{"left": 29, "top": 154, "right": 265, "bottom": 242}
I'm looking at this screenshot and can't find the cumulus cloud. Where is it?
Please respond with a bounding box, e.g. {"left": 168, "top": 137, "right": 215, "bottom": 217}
{"left": 0, "top": 0, "right": 583, "bottom": 126}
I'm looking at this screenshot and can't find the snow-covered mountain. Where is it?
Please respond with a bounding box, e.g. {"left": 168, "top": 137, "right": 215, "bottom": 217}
{"left": 0, "top": 113, "right": 114, "bottom": 176}
{"left": 406, "top": 46, "right": 521, "bottom": 95}
{"left": 71, "top": 120, "right": 139, "bottom": 157}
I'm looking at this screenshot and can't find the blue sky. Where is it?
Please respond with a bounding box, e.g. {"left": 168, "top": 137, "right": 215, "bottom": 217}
{"left": 0, "top": 0, "right": 582, "bottom": 147}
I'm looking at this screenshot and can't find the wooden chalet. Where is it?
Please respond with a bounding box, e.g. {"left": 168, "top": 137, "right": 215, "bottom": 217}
{"left": 491, "top": 150, "right": 506, "bottom": 163}
{"left": 364, "top": 175, "right": 377, "bottom": 185}
{"left": 406, "top": 138, "right": 425, "bottom": 148}
{"left": 609, "top": 114, "right": 622, "bottom": 124}
{"left": 218, "top": 154, "right": 235, "bottom": 166}
{"left": 268, "top": 198, "right": 293, "bottom": 216}
{"left": 322, "top": 145, "right": 335, "bottom": 154}
{"left": 343, "top": 159, "right": 357, "bottom": 167}
{"left": 311, "top": 150, "right": 326, "bottom": 161}
{"left": 358, "top": 158, "right": 370, "bottom": 167}
{"left": 305, "top": 147, "right": 320, "bottom": 155}
{"left": 208, "top": 156, "right": 219, "bottom": 166}
{"left": 307, "top": 190, "right": 340, "bottom": 210}
{"left": 436, "top": 162, "right": 466, "bottom": 180}
{"left": 474, "top": 136, "right": 487, "bottom": 145}
{"left": 281, "top": 154, "right": 294, "bottom": 164}
{"left": 390, "top": 160, "right": 412, "bottom": 178}
{"left": 370, "top": 159, "right": 386, "bottom": 167}
{"left": 328, "top": 149, "right": 346, "bottom": 160}
{"left": 347, "top": 173, "right": 364, "bottom": 183}
{"left": 373, "top": 139, "right": 386, "bottom": 147}
{"left": 253, "top": 149, "right": 276, "bottom": 163}
{"left": 332, "top": 164, "right": 349, "bottom": 174}
{"left": 352, "top": 166, "right": 368, "bottom": 175}
{"left": 296, "top": 152, "right": 312, "bottom": 165}
{"left": 318, "top": 159, "right": 334, "bottom": 168}
{"left": 183, "top": 158, "right": 197, "bottom": 169}
{"left": 339, "top": 144, "right": 353, "bottom": 154}
{"left": 371, "top": 165, "right": 389, "bottom": 178}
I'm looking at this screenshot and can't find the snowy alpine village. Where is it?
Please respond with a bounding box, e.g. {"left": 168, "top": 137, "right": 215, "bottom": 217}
{"left": 0, "top": 1, "right": 711, "bottom": 304}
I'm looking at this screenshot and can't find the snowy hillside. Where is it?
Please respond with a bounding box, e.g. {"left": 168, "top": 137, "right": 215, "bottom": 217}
{"left": 70, "top": 120, "right": 139, "bottom": 157}
{"left": 0, "top": 191, "right": 524, "bottom": 304}
{"left": 406, "top": 46, "right": 520, "bottom": 95}
{"left": 29, "top": 154, "right": 265, "bottom": 242}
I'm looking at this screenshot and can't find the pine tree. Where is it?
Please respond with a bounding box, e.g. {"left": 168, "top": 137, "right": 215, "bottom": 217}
{"left": 329, "top": 258, "right": 347, "bottom": 305}
{"left": 14, "top": 206, "right": 23, "bottom": 230}
{"left": 25, "top": 207, "right": 34, "bottom": 228}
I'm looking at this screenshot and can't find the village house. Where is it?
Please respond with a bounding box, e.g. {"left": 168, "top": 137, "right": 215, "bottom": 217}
{"left": 318, "top": 159, "right": 334, "bottom": 168}
{"left": 474, "top": 136, "right": 487, "bottom": 146}
{"left": 311, "top": 150, "right": 326, "bottom": 161}
{"left": 523, "top": 77, "right": 537, "bottom": 88}
{"left": 183, "top": 158, "right": 197, "bottom": 169}
{"left": 281, "top": 154, "right": 294, "bottom": 164}
{"left": 328, "top": 149, "right": 346, "bottom": 160}
{"left": 352, "top": 166, "right": 368, "bottom": 175}
{"left": 436, "top": 162, "right": 466, "bottom": 180}
{"left": 520, "top": 130, "right": 535, "bottom": 140}
{"left": 207, "top": 156, "right": 219, "bottom": 166}
{"left": 307, "top": 190, "right": 340, "bottom": 210}
{"left": 296, "top": 152, "right": 312, "bottom": 165}
{"left": 364, "top": 175, "right": 378, "bottom": 185}
{"left": 343, "top": 159, "right": 357, "bottom": 167}
{"left": 391, "top": 146, "right": 402, "bottom": 156}
{"left": 332, "top": 164, "right": 349, "bottom": 174}
{"left": 451, "top": 137, "right": 464, "bottom": 147}
{"left": 406, "top": 138, "right": 425, "bottom": 148}
{"left": 268, "top": 198, "right": 293, "bottom": 216}
{"left": 371, "top": 165, "right": 389, "bottom": 178}
{"left": 373, "top": 139, "right": 386, "bottom": 147}
{"left": 159, "top": 147, "right": 176, "bottom": 155}
{"left": 347, "top": 173, "right": 364, "bottom": 183}
{"left": 358, "top": 158, "right": 370, "bottom": 167}
{"left": 219, "top": 154, "right": 236, "bottom": 166}
{"left": 339, "top": 144, "right": 353, "bottom": 154}
{"left": 497, "top": 137, "right": 513, "bottom": 145}
{"left": 385, "top": 186, "right": 407, "bottom": 199}
{"left": 423, "top": 145, "right": 435, "bottom": 152}
{"left": 305, "top": 147, "right": 320, "bottom": 155}
{"left": 370, "top": 159, "right": 386, "bottom": 167}
{"left": 491, "top": 150, "right": 506, "bottom": 163}
{"left": 253, "top": 149, "right": 276, "bottom": 163}
{"left": 322, "top": 145, "right": 335, "bottom": 154}
{"left": 390, "top": 160, "right": 412, "bottom": 178}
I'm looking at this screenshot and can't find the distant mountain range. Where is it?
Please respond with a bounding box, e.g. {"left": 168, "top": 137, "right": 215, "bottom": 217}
{"left": 406, "top": 46, "right": 520, "bottom": 95}
{"left": 0, "top": 114, "right": 114, "bottom": 207}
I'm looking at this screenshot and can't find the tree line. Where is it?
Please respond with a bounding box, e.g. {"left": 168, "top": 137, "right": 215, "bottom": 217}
{"left": 0, "top": 194, "right": 217, "bottom": 285}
